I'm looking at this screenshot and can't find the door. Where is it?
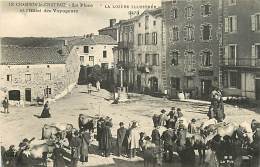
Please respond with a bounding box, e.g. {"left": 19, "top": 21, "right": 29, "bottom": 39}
{"left": 201, "top": 80, "right": 212, "bottom": 98}
{"left": 149, "top": 77, "right": 159, "bottom": 93}
{"left": 25, "top": 88, "right": 31, "bottom": 102}
{"left": 256, "top": 79, "right": 260, "bottom": 100}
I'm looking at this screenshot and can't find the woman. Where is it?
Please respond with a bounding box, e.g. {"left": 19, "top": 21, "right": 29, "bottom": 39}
{"left": 80, "top": 129, "right": 91, "bottom": 163}
{"left": 41, "top": 101, "right": 51, "bottom": 118}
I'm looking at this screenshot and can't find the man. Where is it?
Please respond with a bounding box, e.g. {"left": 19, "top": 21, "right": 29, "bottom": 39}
{"left": 2, "top": 97, "right": 9, "bottom": 114}
{"left": 4, "top": 145, "right": 16, "bottom": 167}
{"left": 159, "top": 109, "right": 168, "bottom": 127}
{"left": 117, "top": 122, "right": 127, "bottom": 157}
{"left": 188, "top": 118, "right": 197, "bottom": 134}
{"left": 102, "top": 121, "right": 112, "bottom": 157}
{"left": 161, "top": 127, "right": 176, "bottom": 162}
{"left": 166, "top": 113, "right": 176, "bottom": 130}
{"left": 96, "top": 81, "right": 101, "bottom": 91}
{"left": 175, "top": 109, "right": 188, "bottom": 130}
{"left": 16, "top": 141, "right": 32, "bottom": 167}
{"left": 128, "top": 121, "right": 139, "bottom": 158}
{"left": 80, "top": 129, "right": 91, "bottom": 164}
{"left": 70, "top": 130, "right": 81, "bottom": 167}
{"left": 52, "top": 142, "right": 65, "bottom": 167}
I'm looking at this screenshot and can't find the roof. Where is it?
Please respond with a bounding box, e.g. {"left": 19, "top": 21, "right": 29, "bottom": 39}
{"left": 0, "top": 37, "right": 69, "bottom": 65}
{"left": 145, "top": 8, "right": 162, "bottom": 17}
{"left": 69, "top": 35, "right": 117, "bottom": 46}
{"left": 1, "top": 45, "right": 69, "bottom": 65}
{"left": 98, "top": 23, "right": 120, "bottom": 32}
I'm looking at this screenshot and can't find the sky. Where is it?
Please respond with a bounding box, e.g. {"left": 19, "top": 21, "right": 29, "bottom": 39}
{"left": 0, "top": 0, "right": 161, "bottom": 37}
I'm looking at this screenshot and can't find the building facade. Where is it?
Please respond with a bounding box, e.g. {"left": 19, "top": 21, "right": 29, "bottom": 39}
{"left": 133, "top": 8, "right": 166, "bottom": 94}
{"left": 0, "top": 37, "right": 80, "bottom": 104}
{"left": 220, "top": 0, "right": 260, "bottom": 100}
{"left": 98, "top": 19, "right": 120, "bottom": 42}
{"left": 162, "top": 0, "right": 220, "bottom": 99}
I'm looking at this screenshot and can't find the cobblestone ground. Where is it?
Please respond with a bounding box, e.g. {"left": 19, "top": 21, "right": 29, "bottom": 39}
{"left": 1, "top": 85, "right": 260, "bottom": 167}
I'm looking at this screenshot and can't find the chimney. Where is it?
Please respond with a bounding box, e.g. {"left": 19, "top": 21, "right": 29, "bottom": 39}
{"left": 110, "top": 19, "right": 116, "bottom": 27}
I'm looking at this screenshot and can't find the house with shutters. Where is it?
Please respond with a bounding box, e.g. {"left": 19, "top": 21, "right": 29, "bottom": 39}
{"left": 162, "top": 0, "right": 220, "bottom": 99}
{"left": 0, "top": 37, "right": 80, "bottom": 104}
{"left": 133, "top": 8, "right": 166, "bottom": 94}
{"left": 220, "top": 0, "right": 260, "bottom": 100}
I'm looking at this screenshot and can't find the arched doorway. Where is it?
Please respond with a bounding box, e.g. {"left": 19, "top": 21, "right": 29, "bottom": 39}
{"left": 8, "top": 90, "right": 20, "bottom": 101}
{"left": 149, "top": 77, "right": 158, "bottom": 93}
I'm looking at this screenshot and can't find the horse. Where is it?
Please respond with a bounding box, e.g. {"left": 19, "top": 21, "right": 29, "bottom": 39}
{"left": 41, "top": 123, "right": 73, "bottom": 140}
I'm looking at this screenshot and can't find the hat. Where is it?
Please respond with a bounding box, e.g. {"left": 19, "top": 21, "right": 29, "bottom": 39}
{"left": 132, "top": 121, "right": 137, "bottom": 128}
{"left": 161, "top": 109, "right": 166, "bottom": 113}
{"left": 144, "top": 136, "right": 151, "bottom": 141}
{"left": 191, "top": 118, "right": 196, "bottom": 123}
{"left": 119, "top": 122, "right": 124, "bottom": 126}
{"left": 19, "top": 142, "right": 28, "bottom": 150}
{"left": 171, "top": 107, "right": 175, "bottom": 110}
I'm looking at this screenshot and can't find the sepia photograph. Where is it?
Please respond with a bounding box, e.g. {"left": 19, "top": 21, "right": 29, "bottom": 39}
{"left": 0, "top": 0, "right": 260, "bottom": 166}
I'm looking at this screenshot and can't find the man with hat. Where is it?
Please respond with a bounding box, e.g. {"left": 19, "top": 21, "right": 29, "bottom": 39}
{"left": 52, "top": 141, "right": 65, "bottom": 167}
{"left": 70, "top": 130, "right": 81, "bottom": 167}
{"left": 159, "top": 109, "right": 168, "bottom": 127}
{"left": 117, "top": 122, "right": 127, "bottom": 157}
{"left": 16, "top": 140, "right": 32, "bottom": 167}
{"left": 128, "top": 121, "right": 139, "bottom": 158}
{"left": 102, "top": 121, "right": 112, "bottom": 157}
{"left": 151, "top": 124, "right": 161, "bottom": 147}
{"left": 188, "top": 118, "right": 197, "bottom": 134}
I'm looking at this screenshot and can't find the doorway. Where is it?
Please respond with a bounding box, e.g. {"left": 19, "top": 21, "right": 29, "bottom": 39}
{"left": 8, "top": 90, "right": 20, "bottom": 101}
{"left": 201, "top": 80, "right": 212, "bottom": 99}
{"left": 256, "top": 79, "right": 260, "bottom": 100}
{"left": 25, "top": 88, "right": 31, "bottom": 102}
{"left": 149, "top": 77, "right": 159, "bottom": 93}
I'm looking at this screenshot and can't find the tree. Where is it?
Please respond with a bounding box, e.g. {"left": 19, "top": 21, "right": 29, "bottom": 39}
{"left": 87, "top": 65, "right": 104, "bottom": 83}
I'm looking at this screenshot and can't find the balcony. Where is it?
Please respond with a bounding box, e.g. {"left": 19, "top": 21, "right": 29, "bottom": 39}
{"left": 137, "top": 64, "right": 153, "bottom": 73}
{"left": 221, "top": 58, "right": 260, "bottom": 68}
{"left": 118, "top": 41, "right": 133, "bottom": 48}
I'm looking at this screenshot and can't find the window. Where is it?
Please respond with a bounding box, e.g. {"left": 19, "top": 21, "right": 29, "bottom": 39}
{"left": 184, "top": 24, "right": 195, "bottom": 41}
{"left": 170, "top": 51, "right": 179, "bottom": 66}
{"left": 251, "top": 14, "right": 260, "bottom": 31}
{"left": 152, "top": 54, "right": 159, "bottom": 66}
{"left": 145, "top": 33, "right": 149, "bottom": 45}
{"left": 45, "top": 88, "right": 52, "bottom": 95}
{"left": 137, "top": 54, "right": 142, "bottom": 65}
{"left": 170, "top": 26, "right": 179, "bottom": 42}
{"left": 101, "top": 63, "right": 109, "bottom": 70}
{"left": 228, "top": 0, "right": 236, "bottom": 6}
{"left": 80, "top": 56, "right": 84, "bottom": 63}
{"left": 225, "top": 16, "right": 237, "bottom": 33}
{"left": 229, "top": 45, "right": 236, "bottom": 59}
{"left": 224, "top": 45, "right": 237, "bottom": 65}
{"left": 201, "top": 50, "right": 212, "bottom": 66}
{"left": 171, "top": 77, "right": 180, "bottom": 89}
{"left": 138, "top": 34, "right": 142, "bottom": 45}
{"left": 152, "top": 32, "right": 157, "bottom": 45}
{"left": 83, "top": 46, "right": 89, "bottom": 53}
{"left": 256, "top": 45, "right": 260, "bottom": 59}
{"left": 185, "top": 51, "right": 194, "bottom": 65}
{"left": 145, "top": 15, "right": 149, "bottom": 30}
{"left": 7, "top": 75, "right": 12, "bottom": 81}
{"left": 89, "top": 56, "right": 94, "bottom": 61}
{"left": 153, "top": 21, "right": 156, "bottom": 26}
{"left": 46, "top": 73, "right": 51, "bottom": 80}
{"left": 145, "top": 54, "right": 150, "bottom": 65}
{"left": 229, "top": 71, "right": 240, "bottom": 88}
{"left": 103, "top": 51, "right": 107, "bottom": 58}
{"left": 25, "top": 74, "right": 31, "bottom": 81}
{"left": 171, "top": 8, "right": 178, "bottom": 19}
{"left": 201, "top": 24, "right": 211, "bottom": 41}
{"left": 201, "top": 4, "right": 211, "bottom": 16}
{"left": 252, "top": 44, "right": 260, "bottom": 63}
{"left": 185, "top": 6, "right": 193, "bottom": 19}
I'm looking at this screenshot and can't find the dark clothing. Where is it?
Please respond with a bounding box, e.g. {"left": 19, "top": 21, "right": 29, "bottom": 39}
{"left": 2, "top": 99, "right": 8, "bottom": 108}
{"left": 52, "top": 147, "right": 65, "bottom": 167}
{"left": 4, "top": 149, "right": 16, "bottom": 167}
{"left": 166, "top": 118, "right": 176, "bottom": 129}
{"left": 96, "top": 120, "right": 104, "bottom": 149}
{"left": 80, "top": 131, "right": 91, "bottom": 162}
{"left": 161, "top": 129, "right": 176, "bottom": 162}
{"left": 41, "top": 103, "right": 51, "bottom": 118}
{"left": 151, "top": 129, "right": 160, "bottom": 146}
{"left": 117, "top": 127, "right": 127, "bottom": 156}
{"left": 15, "top": 150, "right": 32, "bottom": 167}
{"left": 102, "top": 125, "right": 112, "bottom": 157}
{"left": 152, "top": 115, "right": 160, "bottom": 127}
{"left": 70, "top": 135, "right": 81, "bottom": 167}
{"left": 179, "top": 146, "right": 195, "bottom": 165}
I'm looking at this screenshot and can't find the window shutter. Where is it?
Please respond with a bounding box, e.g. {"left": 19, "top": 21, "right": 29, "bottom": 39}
{"left": 233, "top": 16, "right": 237, "bottom": 32}
{"left": 252, "top": 44, "right": 256, "bottom": 66}
{"left": 224, "top": 46, "right": 229, "bottom": 65}
{"left": 225, "top": 18, "right": 229, "bottom": 32}
{"left": 251, "top": 15, "right": 256, "bottom": 31}
{"left": 201, "top": 5, "right": 204, "bottom": 15}
{"left": 157, "top": 54, "right": 159, "bottom": 65}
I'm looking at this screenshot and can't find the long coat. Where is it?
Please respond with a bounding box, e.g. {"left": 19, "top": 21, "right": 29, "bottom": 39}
{"left": 80, "top": 131, "right": 91, "bottom": 160}
{"left": 128, "top": 127, "right": 139, "bottom": 149}
{"left": 117, "top": 127, "right": 127, "bottom": 146}
{"left": 102, "top": 125, "right": 112, "bottom": 150}
{"left": 151, "top": 128, "right": 160, "bottom": 146}
{"left": 52, "top": 147, "right": 65, "bottom": 167}
{"left": 70, "top": 136, "right": 81, "bottom": 160}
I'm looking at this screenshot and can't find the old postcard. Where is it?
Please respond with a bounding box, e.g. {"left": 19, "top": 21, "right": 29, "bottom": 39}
{"left": 0, "top": 0, "right": 260, "bottom": 167}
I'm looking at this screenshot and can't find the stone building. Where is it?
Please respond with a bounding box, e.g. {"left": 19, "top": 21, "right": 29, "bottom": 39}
{"left": 69, "top": 34, "right": 117, "bottom": 69}
{"left": 220, "top": 0, "right": 260, "bottom": 100}
{"left": 0, "top": 37, "right": 80, "bottom": 104}
{"left": 162, "top": 0, "right": 220, "bottom": 99}
{"left": 98, "top": 19, "right": 120, "bottom": 42}
{"left": 133, "top": 8, "right": 166, "bottom": 94}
